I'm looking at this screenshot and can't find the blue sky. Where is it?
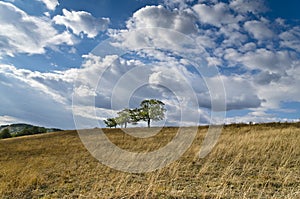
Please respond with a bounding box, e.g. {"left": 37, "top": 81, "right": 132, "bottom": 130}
{"left": 0, "top": 0, "right": 299, "bottom": 129}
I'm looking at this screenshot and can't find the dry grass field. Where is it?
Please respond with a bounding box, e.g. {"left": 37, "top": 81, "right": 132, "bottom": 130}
{"left": 0, "top": 123, "right": 299, "bottom": 198}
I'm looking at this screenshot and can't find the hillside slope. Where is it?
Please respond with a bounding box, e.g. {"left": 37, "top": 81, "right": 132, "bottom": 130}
{"left": 0, "top": 123, "right": 62, "bottom": 139}
{"left": 0, "top": 124, "right": 299, "bottom": 198}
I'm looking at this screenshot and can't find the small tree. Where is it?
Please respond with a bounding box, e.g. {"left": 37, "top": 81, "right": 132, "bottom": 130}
{"left": 104, "top": 118, "right": 117, "bottom": 128}
{"left": 115, "top": 108, "right": 132, "bottom": 128}
{"left": 139, "top": 99, "right": 166, "bottom": 128}
{"left": 0, "top": 128, "right": 11, "bottom": 139}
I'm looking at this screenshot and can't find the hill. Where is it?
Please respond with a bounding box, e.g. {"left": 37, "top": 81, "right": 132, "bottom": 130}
{"left": 0, "top": 124, "right": 299, "bottom": 198}
{"left": 0, "top": 123, "right": 62, "bottom": 139}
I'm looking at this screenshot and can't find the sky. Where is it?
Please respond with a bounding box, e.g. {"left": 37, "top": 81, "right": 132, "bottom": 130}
{"left": 0, "top": 0, "right": 300, "bottom": 129}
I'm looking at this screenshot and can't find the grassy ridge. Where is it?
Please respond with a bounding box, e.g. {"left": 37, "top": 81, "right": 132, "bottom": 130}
{"left": 0, "top": 124, "right": 299, "bottom": 198}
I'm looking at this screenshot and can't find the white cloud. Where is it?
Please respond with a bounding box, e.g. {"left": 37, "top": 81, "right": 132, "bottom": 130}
{"left": 225, "top": 114, "right": 294, "bottom": 125}
{"left": 126, "top": 5, "right": 197, "bottom": 35}
{"left": 255, "top": 65, "right": 300, "bottom": 110}
{"left": 279, "top": 27, "right": 300, "bottom": 52}
{"left": 193, "top": 2, "right": 241, "bottom": 27}
{"left": 229, "top": 0, "right": 268, "bottom": 14}
{"left": 0, "top": 115, "right": 21, "bottom": 125}
{"left": 240, "top": 42, "right": 257, "bottom": 52}
{"left": 53, "top": 9, "right": 110, "bottom": 38}
{"left": 204, "top": 75, "right": 262, "bottom": 111}
{"left": 0, "top": 64, "right": 76, "bottom": 104}
{"left": 39, "top": 0, "right": 59, "bottom": 11}
{"left": 108, "top": 5, "right": 205, "bottom": 60}
{"left": 244, "top": 20, "right": 274, "bottom": 40}
{"left": 195, "top": 34, "right": 217, "bottom": 49}
{"left": 206, "top": 57, "right": 222, "bottom": 67}
{"left": 254, "top": 71, "right": 281, "bottom": 85}
{"left": 0, "top": 66, "right": 75, "bottom": 128}
{"left": 0, "top": 1, "right": 77, "bottom": 57}
{"left": 219, "top": 24, "right": 248, "bottom": 48}
{"left": 237, "top": 49, "right": 295, "bottom": 73}
{"left": 163, "top": 0, "right": 194, "bottom": 9}
{"left": 221, "top": 47, "right": 296, "bottom": 74}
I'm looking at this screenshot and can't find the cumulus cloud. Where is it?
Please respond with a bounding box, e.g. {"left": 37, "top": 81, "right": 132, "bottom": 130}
{"left": 108, "top": 5, "right": 206, "bottom": 61}
{"left": 219, "top": 24, "right": 248, "bottom": 48}
{"left": 0, "top": 1, "right": 77, "bottom": 57}
{"left": 244, "top": 20, "right": 275, "bottom": 40}
{"left": 163, "top": 0, "right": 194, "bottom": 10}
{"left": 193, "top": 2, "right": 241, "bottom": 27}
{"left": 38, "top": 0, "right": 59, "bottom": 11}
{"left": 255, "top": 65, "right": 300, "bottom": 110}
{"left": 254, "top": 71, "right": 281, "bottom": 85}
{"left": 126, "top": 5, "right": 197, "bottom": 35}
{"left": 53, "top": 9, "right": 110, "bottom": 38}
{"left": 237, "top": 49, "right": 294, "bottom": 73}
{"left": 229, "top": 0, "right": 268, "bottom": 14}
{"left": 201, "top": 75, "right": 263, "bottom": 111}
{"left": 279, "top": 27, "right": 300, "bottom": 52}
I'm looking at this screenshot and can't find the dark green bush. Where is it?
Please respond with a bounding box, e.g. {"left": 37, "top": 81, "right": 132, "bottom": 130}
{"left": 0, "top": 128, "right": 11, "bottom": 139}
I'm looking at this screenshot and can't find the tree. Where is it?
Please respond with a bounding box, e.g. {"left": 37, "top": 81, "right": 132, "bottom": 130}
{"left": 139, "top": 99, "right": 166, "bottom": 128}
{"left": 0, "top": 128, "right": 11, "bottom": 139}
{"left": 129, "top": 108, "right": 141, "bottom": 125}
{"left": 18, "top": 127, "right": 32, "bottom": 136}
{"left": 115, "top": 108, "right": 131, "bottom": 128}
{"left": 104, "top": 118, "right": 117, "bottom": 128}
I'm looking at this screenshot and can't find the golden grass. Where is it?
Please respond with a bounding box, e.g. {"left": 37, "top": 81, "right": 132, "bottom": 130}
{"left": 0, "top": 124, "right": 299, "bottom": 198}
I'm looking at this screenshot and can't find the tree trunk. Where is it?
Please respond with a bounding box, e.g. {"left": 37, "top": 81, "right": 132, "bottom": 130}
{"left": 147, "top": 119, "right": 151, "bottom": 128}
{"left": 125, "top": 122, "right": 127, "bottom": 128}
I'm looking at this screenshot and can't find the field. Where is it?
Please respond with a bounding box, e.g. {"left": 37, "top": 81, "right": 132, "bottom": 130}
{"left": 0, "top": 123, "right": 299, "bottom": 198}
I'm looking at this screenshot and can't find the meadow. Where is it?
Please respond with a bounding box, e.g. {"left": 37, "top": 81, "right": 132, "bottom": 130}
{"left": 0, "top": 123, "right": 299, "bottom": 198}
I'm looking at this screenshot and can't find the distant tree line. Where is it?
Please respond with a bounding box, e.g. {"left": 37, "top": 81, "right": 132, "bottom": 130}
{"left": 0, "top": 126, "right": 61, "bottom": 139}
{"left": 104, "top": 99, "right": 166, "bottom": 128}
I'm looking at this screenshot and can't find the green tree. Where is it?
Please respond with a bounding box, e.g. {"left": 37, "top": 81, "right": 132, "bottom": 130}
{"left": 37, "top": 127, "right": 47, "bottom": 134}
{"left": 115, "top": 108, "right": 131, "bottom": 128}
{"left": 104, "top": 118, "right": 117, "bottom": 128}
{"left": 139, "top": 99, "right": 166, "bottom": 128}
{"left": 129, "top": 108, "right": 141, "bottom": 125}
{"left": 0, "top": 128, "right": 11, "bottom": 139}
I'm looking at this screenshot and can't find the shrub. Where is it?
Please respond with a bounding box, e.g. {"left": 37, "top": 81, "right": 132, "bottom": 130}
{"left": 0, "top": 128, "right": 11, "bottom": 139}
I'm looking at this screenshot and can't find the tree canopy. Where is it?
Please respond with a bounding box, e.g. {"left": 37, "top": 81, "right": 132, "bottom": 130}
{"left": 139, "top": 99, "right": 166, "bottom": 128}
{"left": 0, "top": 128, "right": 11, "bottom": 139}
{"left": 103, "top": 99, "right": 166, "bottom": 128}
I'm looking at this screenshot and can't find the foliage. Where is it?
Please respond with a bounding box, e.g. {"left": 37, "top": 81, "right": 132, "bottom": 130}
{"left": 104, "top": 118, "right": 117, "bottom": 128}
{"left": 0, "top": 128, "right": 11, "bottom": 139}
{"left": 15, "top": 126, "right": 47, "bottom": 137}
{"left": 129, "top": 108, "right": 141, "bottom": 125}
{"left": 103, "top": 99, "right": 166, "bottom": 128}
{"left": 0, "top": 124, "right": 61, "bottom": 139}
{"left": 139, "top": 99, "right": 166, "bottom": 128}
{"left": 115, "top": 108, "right": 132, "bottom": 128}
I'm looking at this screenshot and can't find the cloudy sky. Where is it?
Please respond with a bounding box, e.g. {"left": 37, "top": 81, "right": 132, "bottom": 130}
{"left": 0, "top": 0, "right": 299, "bottom": 129}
